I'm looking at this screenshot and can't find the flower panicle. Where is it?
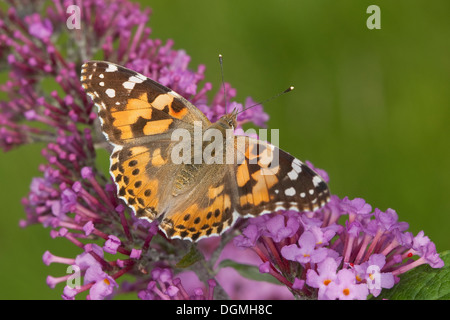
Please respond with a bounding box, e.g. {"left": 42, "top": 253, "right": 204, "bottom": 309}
{"left": 234, "top": 172, "right": 444, "bottom": 300}
{"left": 1, "top": 0, "right": 268, "bottom": 300}
{"left": 0, "top": 0, "right": 266, "bottom": 152}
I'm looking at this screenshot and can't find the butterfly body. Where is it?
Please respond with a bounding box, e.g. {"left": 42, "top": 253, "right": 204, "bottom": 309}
{"left": 81, "top": 61, "right": 330, "bottom": 241}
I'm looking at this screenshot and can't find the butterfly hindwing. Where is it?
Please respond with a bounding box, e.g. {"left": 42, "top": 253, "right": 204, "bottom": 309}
{"left": 160, "top": 173, "right": 236, "bottom": 242}
{"left": 110, "top": 141, "right": 178, "bottom": 221}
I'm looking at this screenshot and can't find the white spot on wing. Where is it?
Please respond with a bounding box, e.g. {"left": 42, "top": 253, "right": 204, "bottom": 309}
{"left": 129, "top": 75, "right": 145, "bottom": 83}
{"left": 105, "top": 88, "right": 115, "bottom": 97}
{"left": 134, "top": 73, "right": 147, "bottom": 82}
{"left": 312, "top": 175, "right": 322, "bottom": 187}
{"left": 292, "top": 158, "right": 303, "bottom": 173}
{"left": 105, "top": 64, "right": 118, "bottom": 72}
{"left": 287, "top": 169, "right": 298, "bottom": 180}
{"left": 285, "top": 187, "right": 295, "bottom": 196}
{"left": 123, "top": 81, "right": 135, "bottom": 90}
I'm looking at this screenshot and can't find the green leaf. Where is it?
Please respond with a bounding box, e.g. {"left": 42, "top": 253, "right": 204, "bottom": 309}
{"left": 377, "top": 250, "right": 450, "bottom": 300}
{"left": 218, "top": 259, "right": 280, "bottom": 285}
{"left": 175, "top": 245, "right": 203, "bottom": 268}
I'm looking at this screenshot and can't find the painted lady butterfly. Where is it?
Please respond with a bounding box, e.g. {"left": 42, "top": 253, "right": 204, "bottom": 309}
{"left": 80, "top": 61, "right": 330, "bottom": 241}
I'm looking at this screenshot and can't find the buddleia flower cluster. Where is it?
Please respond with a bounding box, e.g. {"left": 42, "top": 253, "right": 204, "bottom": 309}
{"left": 0, "top": 0, "right": 443, "bottom": 300}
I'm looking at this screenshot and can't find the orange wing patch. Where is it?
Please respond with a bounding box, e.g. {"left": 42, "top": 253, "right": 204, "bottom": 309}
{"left": 250, "top": 169, "right": 270, "bottom": 206}
{"left": 236, "top": 160, "right": 251, "bottom": 187}
{"left": 110, "top": 146, "right": 161, "bottom": 221}
{"left": 168, "top": 104, "right": 188, "bottom": 119}
{"left": 126, "top": 93, "right": 151, "bottom": 110}
{"left": 150, "top": 93, "right": 189, "bottom": 120}
{"left": 234, "top": 137, "right": 283, "bottom": 215}
{"left": 160, "top": 187, "right": 234, "bottom": 241}
{"left": 208, "top": 185, "right": 224, "bottom": 199}
{"left": 143, "top": 119, "right": 173, "bottom": 135}
{"left": 112, "top": 109, "right": 152, "bottom": 127}
{"left": 151, "top": 148, "right": 168, "bottom": 167}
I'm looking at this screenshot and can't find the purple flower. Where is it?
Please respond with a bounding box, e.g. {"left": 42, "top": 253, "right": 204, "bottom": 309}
{"left": 103, "top": 235, "right": 121, "bottom": 254}
{"left": 85, "top": 265, "right": 119, "bottom": 300}
{"left": 75, "top": 244, "right": 105, "bottom": 270}
{"left": 354, "top": 254, "right": 394, "bottom": 297}
{"left": 340, "top": 196, "right": 372, "bottom": 219}
{"left": 259, "top": 261, "right": 271, "bottom": 273}
{"left": 60, "top": 189, "right": 77, "bottom": 214}
{"left": 83, "top": 221, "right": 95, "bottom": 236}
{"left": 233, "top": 217, "right": 268, "bottom": 248}
{"left": 306, "top": 257, "right": 339, "bottom": 299}
{"left": 307, "top": 223, "right": 341, "bottom": 246}
{"left": 80, "top": 167, "right": 94, "bottom": 179}
{"left": 130, "top": 249, "right": 142, "bottom": 260}
{"left": 392, "top": 232, "right": 445, "bottom": 275}
{"left": 281, "top": 231, "right": 328, "bottom": 265}
{"left": 27, "top": 15, "right": 53, "bottom": 41}
{"left": 421, "top": 242, "right": 444, "bottom": 269}
{"left": 325, "top": 269, "right": 369, "bottom": 300}
{"left": 62, "top": 285, "right": 78, "bottom": 300}
{"left": 374, "top": 208, "right": 409, "bottom": 233}
{"left": 264, "top": 214, "right": 300, "bottom": 242}
{"left": 90, "top": 277, "right": 119, "bottom": 300}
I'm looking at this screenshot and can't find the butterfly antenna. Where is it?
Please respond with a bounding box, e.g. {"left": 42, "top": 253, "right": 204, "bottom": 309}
{"left": 236, "top": 86, "right": 294, "bottom": 115}
{"left": 219, "top": 54, "right": 228, "bottom": 114}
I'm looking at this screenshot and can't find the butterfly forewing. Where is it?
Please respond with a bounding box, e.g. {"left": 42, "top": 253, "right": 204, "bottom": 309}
{"left": 80, "top": 61, "right": 209, "bottom": 146}
{"left": 233, "top": 137, "right": 330, "bottom": 217}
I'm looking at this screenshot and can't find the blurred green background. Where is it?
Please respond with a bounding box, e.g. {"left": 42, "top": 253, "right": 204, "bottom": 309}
{"left": 1, "top": 0, "right": 449, "bottom": 299}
